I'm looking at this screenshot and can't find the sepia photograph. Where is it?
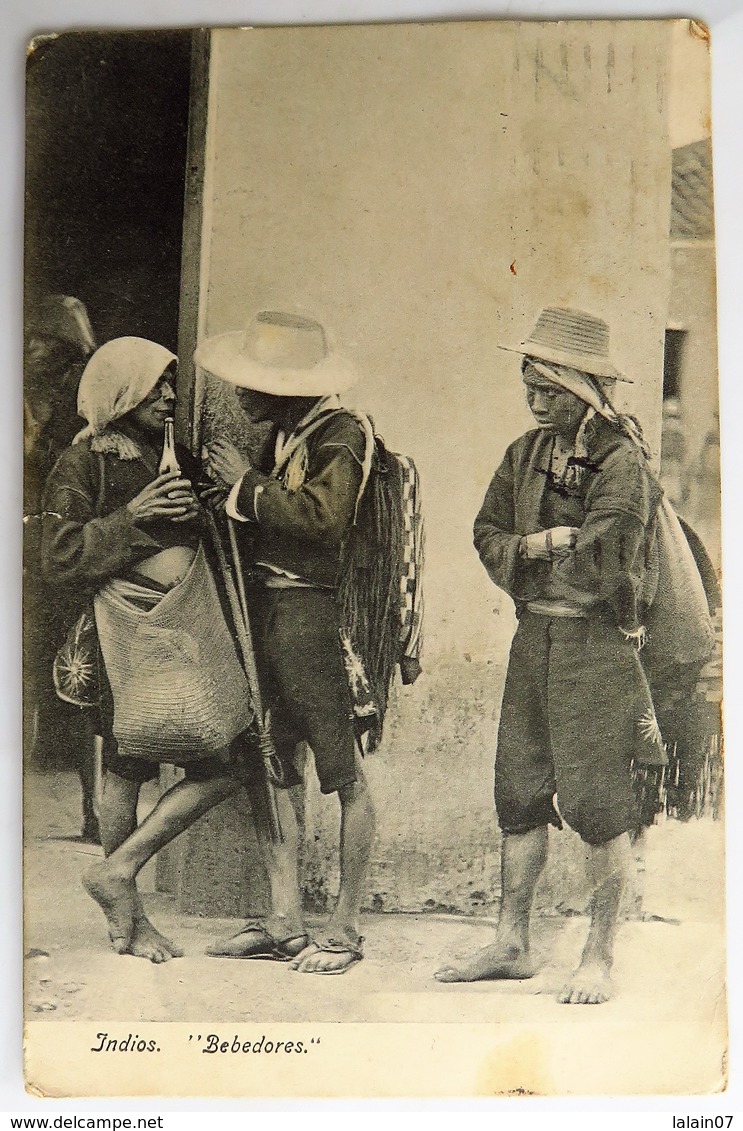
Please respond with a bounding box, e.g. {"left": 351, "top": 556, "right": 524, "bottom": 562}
{"left": 21, "top": 16, "right": 727, "bottom": 1099}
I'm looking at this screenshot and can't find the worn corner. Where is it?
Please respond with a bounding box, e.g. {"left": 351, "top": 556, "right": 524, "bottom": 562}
{"left": 689, "top": 19, "right": 711, "bottom": 46}
{"left": 26, "top": 33, "right": 59, "bottom": 60}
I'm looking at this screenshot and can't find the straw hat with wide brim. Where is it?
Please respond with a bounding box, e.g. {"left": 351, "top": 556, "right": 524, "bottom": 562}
{"left": 193, "top": 310, "right": 358, "bottom": 396}
{"left": 500, "top": 306, "right": 631, "bottom": 382}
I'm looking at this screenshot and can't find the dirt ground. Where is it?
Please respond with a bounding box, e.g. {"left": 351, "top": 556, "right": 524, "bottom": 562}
{"left": 24, "top": 770, "right": 726, "bottom": 1027}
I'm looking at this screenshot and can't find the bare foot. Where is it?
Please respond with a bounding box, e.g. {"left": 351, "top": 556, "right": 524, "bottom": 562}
{"left": 82, "top": 864, "right": 137, "bottom": 954}
{"left": 129, "top": 916, "right": 184, "bottom": 964}
{"left": 557, "top": 957, "right": 612, "bottom": 1004}
{"left": 434, "top": 940, "right": 535, "bottom": 983}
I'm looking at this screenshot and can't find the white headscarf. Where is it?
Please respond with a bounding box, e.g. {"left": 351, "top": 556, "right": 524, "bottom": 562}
{"left": 74, "top": 337, "right": 177, "bottom": 459}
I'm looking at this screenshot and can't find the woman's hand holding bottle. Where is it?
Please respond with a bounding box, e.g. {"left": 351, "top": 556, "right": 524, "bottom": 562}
{"left": 126, "top": 472, "right": 200, "bottom": 523}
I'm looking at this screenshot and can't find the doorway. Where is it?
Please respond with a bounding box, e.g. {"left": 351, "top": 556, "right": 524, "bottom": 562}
{"left": 25, "top": 29, "right": 194, "bottom": 348}
{"left": 24, "top": 30, "right": 194, "bottom": 779}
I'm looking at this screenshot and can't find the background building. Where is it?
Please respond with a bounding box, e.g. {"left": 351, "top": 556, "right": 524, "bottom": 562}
{"left": 662, "top": 137, "right": 720, "bottom": 566}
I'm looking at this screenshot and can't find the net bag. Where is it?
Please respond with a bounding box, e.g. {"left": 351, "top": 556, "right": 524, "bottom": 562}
{"left": 94, "top": 544, "right": 253, "bottom": 760}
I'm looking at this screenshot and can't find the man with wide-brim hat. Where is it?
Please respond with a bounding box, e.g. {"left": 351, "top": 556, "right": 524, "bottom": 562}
{"left": 435, "top": 306, "right": 665, "bottom": 1004}
{"left": 196, "top": 310, "right": 375, "bottom": 975}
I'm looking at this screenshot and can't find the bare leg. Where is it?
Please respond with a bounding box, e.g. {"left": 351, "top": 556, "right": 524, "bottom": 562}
{"left": 90, "top": 770, "right": 179, "bottom": 959}
{"left": 78, "top": 722, "right": 101, "bottom": 843}
{"left": 207, "top": 782, "right": 306, "bottom": 954}
{"left": 558, "top": 831, "right": 633, "bottom": 1004}
{"left": 435, "top": 827, "right": 548, "bottom": 982}
{"left": 255, "top": 785, "right": 305, "bottom": 937}
{"left": 83, "top": 772, "right": 140, "bottom": 952}
{"left": 98, "top": 771, "right": 139, "bottom": 855}
{"left": 84, "top": 773, "right": 238, "bottom": 961}
{"left": 293, "top": 751, "right": 375, "bottom": 974}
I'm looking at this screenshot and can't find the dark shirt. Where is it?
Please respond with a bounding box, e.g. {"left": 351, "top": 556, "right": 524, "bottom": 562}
{"left": 474, "top": 416, "right": 662, "bottom": 631}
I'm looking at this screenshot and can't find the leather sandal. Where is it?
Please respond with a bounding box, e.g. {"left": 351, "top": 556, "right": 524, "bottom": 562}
{"left": 292, "top": 928, "right": 364, "bottom": 975}
{"left": 206, "top": 920, "right": 308, "bottom": 961}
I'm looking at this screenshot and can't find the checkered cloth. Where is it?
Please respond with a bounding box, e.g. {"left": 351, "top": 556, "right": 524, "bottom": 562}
{"left": 328, "top": 412, "right": 426, "bottom": 747}
{"left": 396, "top": 453, "right": 424, "bottom": 682}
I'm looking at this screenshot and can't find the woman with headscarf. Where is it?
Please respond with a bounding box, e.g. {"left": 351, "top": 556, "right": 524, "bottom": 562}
{"left": 435, "top": 308, "right": 667, "bottom": 1004}
{"left": 42, "top": 337, "right": 241, "bottom": 962}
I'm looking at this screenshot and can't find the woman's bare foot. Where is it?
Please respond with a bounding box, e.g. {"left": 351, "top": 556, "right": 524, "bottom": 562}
{"left": 557, "top": 956, "right": 612, "bottom": 1004}
{"left": 82, "top": 864, "right": 137, "bottom": 954}
{"left": 434, "top": 939, "right": 535, "bottom": 983}
{"left": 129, "top": 916, "right": 184, "bottom": 963}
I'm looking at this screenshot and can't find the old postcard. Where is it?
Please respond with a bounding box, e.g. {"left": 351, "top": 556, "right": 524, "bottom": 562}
{"left": 22, "top": 19, "right": 725, "bottom": 1098}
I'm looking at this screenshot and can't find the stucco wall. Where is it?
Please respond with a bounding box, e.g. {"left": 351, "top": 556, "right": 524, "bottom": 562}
{"left": 173, "top": 21, "right": 671, "bottom": 916}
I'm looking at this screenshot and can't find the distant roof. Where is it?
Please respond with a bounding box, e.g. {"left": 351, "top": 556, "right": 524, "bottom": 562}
{"left": 671, "top": 138, "right": 714, "bottom": 241}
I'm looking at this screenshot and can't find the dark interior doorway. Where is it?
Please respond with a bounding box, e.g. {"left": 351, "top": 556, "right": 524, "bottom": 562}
{"left": 25, "top": 30, "right": 193, "bottom": 350}
{"left": 662, "top": 327, "right": 687, "bottom": 402}
{"left": 23, "top": 31, "right": 193, "bottom": 782}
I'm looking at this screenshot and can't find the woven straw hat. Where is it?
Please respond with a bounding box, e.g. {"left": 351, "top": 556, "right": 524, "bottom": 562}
{"left": 500, "top": 307, "right": 631, "bottom": 382}
{"left": 194, "top": 310, "right": 358, "bottom": 396}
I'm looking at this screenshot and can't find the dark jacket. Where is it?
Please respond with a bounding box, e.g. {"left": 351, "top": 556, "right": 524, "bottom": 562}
{"left": 474, "top": 416, "right": 662, "bottom": 632}
{"left": 41, "top": 438, "right": 201, "bottom": 603}
{"left": 235, "top": 411, "right": 367, "bottom": 588}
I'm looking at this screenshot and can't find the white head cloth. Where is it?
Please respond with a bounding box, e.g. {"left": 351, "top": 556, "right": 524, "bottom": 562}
{"left": 526, "top": 358, "right": 616, "bottom": 420}
{"left": 73, "top": 337, "right": 177, "bottom": 455}
{"left": 525, "top": 357, "right": 650, "bottom": 463}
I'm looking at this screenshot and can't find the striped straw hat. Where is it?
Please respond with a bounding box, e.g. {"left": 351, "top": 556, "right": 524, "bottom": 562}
{"left": 500, "top": 307, "right": 631, "bottom": 382}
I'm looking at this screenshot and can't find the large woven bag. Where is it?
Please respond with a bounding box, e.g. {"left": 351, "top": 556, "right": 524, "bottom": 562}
{"left": 94, "top": 545, "right": 253, "bottom": 761}
{"left": 644, "top": 497, "right": 716, "bottom": 669}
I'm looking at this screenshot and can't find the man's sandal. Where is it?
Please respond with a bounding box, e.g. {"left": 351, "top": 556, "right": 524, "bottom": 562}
{"left": 206, "top": 921, "right": 308, "bottom": 961}
{"left": 293, "top": 929, "right": 364, "bottom": 975}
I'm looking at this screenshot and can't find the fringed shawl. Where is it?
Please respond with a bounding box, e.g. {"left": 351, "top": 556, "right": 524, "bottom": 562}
{"left": 272, "top": 395, "right": 373, "bottom": 520}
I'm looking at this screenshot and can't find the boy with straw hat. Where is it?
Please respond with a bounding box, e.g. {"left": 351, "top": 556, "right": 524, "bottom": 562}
{"left": 196, "top": 310, "right": 376, "bottom": 975}
{"left": 436, "top": 307, "right": 665, "bottom": 1003}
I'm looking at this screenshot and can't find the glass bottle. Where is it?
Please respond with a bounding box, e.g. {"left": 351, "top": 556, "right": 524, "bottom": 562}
{"left": 158, "top": 417, "right": 181, "bottom": 476}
